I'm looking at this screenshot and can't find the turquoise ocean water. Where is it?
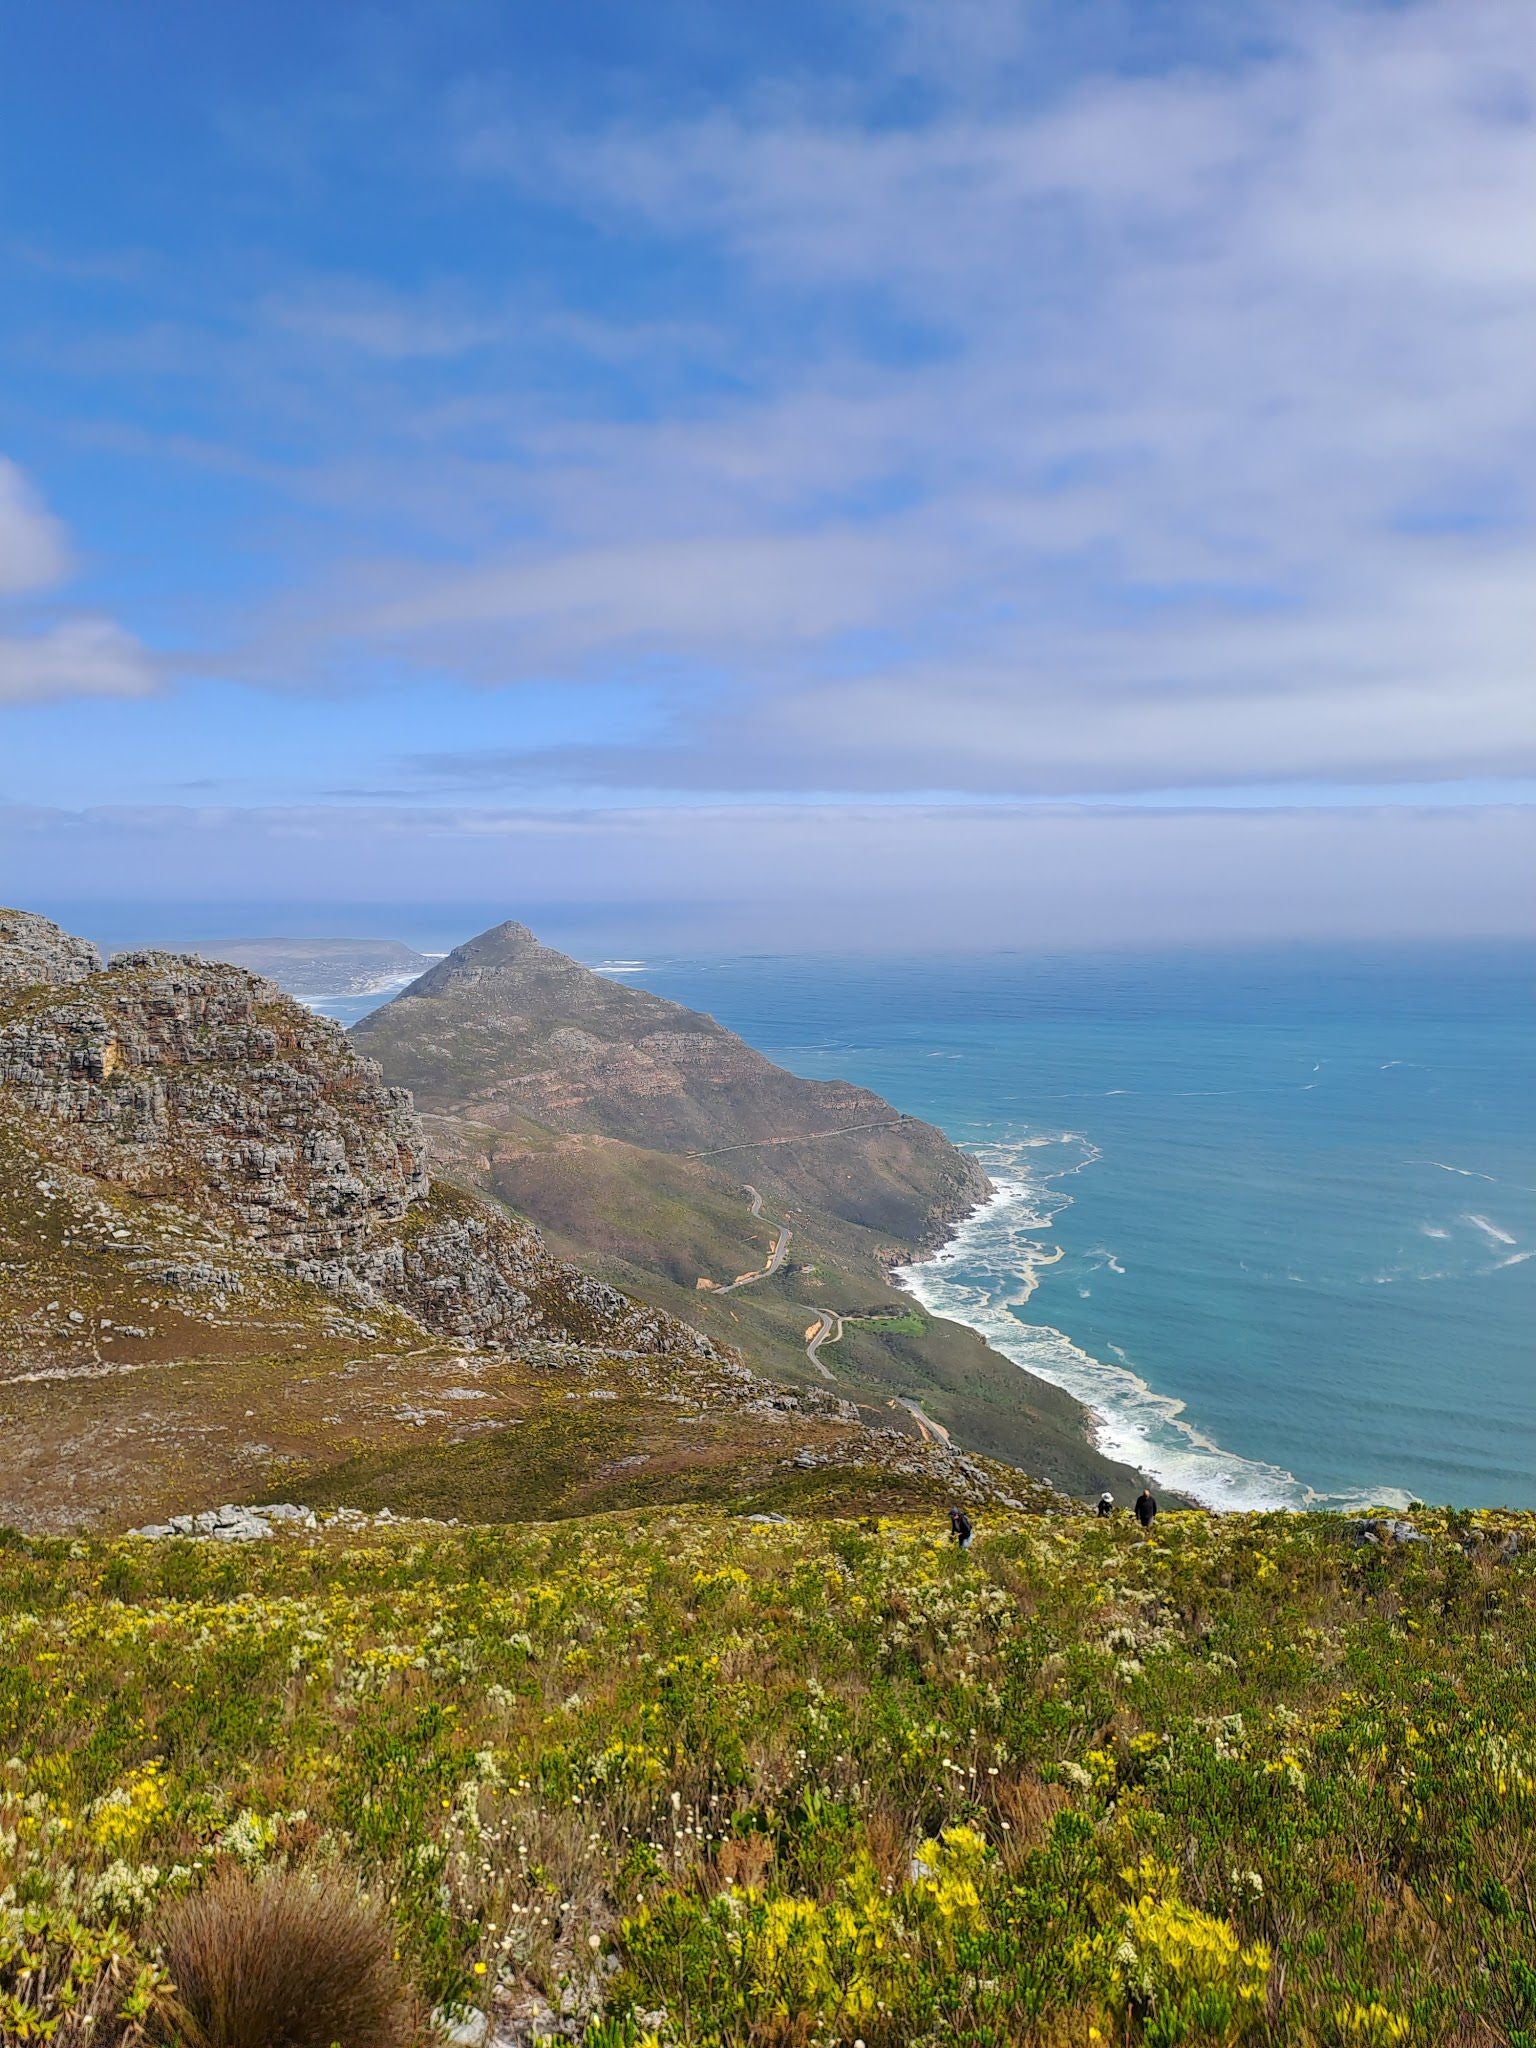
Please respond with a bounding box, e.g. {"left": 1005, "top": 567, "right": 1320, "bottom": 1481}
{"left": 600, "top": 947, "right": 1536, "bottom": 1513}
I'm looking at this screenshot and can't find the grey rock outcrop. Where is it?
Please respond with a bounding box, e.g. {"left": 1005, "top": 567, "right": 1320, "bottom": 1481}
{"left": 131, "top": 1501, "right": 317, "bottom": 1541}
{"left": 0, "top": 951, "right": 428, "bottom": 1262}
{"left": 0, "top": 907, "right": 103, "bottom": 997}
{"left": 387, "top": 1195, "right": 703, "bottom": 1355}
{"left": 1352, "top": 1516, "right": 1431, "bottom": 1550}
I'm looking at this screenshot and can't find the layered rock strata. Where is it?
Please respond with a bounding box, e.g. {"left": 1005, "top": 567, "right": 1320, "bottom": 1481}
{"left": 0, "top": 908, "right": 102, "bottom": 997}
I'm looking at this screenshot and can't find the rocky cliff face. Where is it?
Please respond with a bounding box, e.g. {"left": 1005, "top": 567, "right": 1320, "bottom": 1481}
{"left": 0, "top": 918, "right": 710, "bottom": 1360}
{"left": 0, "top": 949, "right": 428, "bottom": 1264}
{"left": 0, "top": 907, "right": 102, "bottom": 997}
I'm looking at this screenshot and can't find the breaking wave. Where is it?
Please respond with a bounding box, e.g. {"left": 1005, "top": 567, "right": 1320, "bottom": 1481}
{"left": 897, "top": 1135, "right": 1407, "bottom": 1514}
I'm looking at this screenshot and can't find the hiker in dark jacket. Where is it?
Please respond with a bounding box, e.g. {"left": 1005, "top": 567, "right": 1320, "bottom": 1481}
{"left": 1134, "top": 1487, "right": 1158, "bottom": 1530}
{"left": 1096, "top": 1491, "right": 1114, "bottom": 1518}
{"left": 949, "top": 1505, "right": 974, "bottom": 1550}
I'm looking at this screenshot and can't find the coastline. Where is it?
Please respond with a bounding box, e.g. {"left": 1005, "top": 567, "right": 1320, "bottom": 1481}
{"left": 304, "top": 968, "right": 426, "bottom": 1005}
{"left": 888, "top": 1177, "right": 1163, "bottom": 1501}
{"left": 307, "top": 968, "right": 443, "bottom": 1027}
{"left": 895, "top": 1166, "right": 1407, "bottom": 1515}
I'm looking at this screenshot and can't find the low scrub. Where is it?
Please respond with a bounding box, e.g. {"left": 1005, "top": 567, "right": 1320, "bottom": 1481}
{"left": 3, "top": 1504, "right": 1536, "bottom": 2043}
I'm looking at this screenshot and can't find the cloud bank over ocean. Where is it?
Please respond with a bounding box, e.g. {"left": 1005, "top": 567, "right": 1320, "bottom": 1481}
{"left": 11, "top": 799, "right": 1531, "bottom": 954}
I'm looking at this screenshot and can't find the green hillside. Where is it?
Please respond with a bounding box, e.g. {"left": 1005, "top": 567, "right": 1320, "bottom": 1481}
{"left": 6, "top": 1504, "right": 1535, "bottom": 2045}
{"left": 357, "top": 924, "right": 1156, "bottom": 1504}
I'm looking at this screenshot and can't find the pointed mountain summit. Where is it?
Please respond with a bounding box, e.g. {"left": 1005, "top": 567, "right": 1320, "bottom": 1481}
{"left": 409, "top": 920, "right": 542, "bottom": 987}
{"left": 355, "top": 921, "right": 988, "bottom": 1240}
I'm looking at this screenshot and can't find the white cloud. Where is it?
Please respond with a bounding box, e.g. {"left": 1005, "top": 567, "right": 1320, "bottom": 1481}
{"left": 0, "top": 457, "right": 157, "bottom": 704}
{"left": 358, "top": 521, "right": 960, "bottom": 667}
{"left": 0, "top": 618, "right": 157, "bottom": 706}
{"left": 18, "top": 2, "right": 1531, "bottom": 819}
{"left": 0, "top": 457, "right": 71, "bottom": 595}
{"left": 413, "top": 0, "right": 1536, "bottom": 793}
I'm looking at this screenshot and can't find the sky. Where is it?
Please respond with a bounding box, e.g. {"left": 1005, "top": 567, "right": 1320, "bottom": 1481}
{"left": 1, "top": 0, "right": 1532, "bottom": 951}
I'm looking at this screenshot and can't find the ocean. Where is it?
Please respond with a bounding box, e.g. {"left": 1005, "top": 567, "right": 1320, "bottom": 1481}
{"left": 53, "top": 903, "right": 1536, "bottom": 1512}
{"left": 582, "top": 946, "right": 1535, "bottom": 1513}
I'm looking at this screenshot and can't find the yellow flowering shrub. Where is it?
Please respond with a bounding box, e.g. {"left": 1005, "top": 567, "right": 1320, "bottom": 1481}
{"left": 909, "top": 1822, "right": 990, "bottom": 1931}
{"left": 1333, "top": 1999, "right": 1412, "bottom": 2045}
{"left": 1090, "top": 1858, "right": 1271, "bottom": 2046}
{"left": 621, "top": 1864, "right": 900, "bottom": 2035}
{"left": 1, "top": 1502, "right": 1534, "bottom": 2040}
{"left": 86, "top": 1764, "right": 166, "bottom": 1857}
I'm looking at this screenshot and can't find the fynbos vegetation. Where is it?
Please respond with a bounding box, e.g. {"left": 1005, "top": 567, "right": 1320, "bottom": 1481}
{"left": 4, "top": 1503, "right": 1535, "bottom": 2044}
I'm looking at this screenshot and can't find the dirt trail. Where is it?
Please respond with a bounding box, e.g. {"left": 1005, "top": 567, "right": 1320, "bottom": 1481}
{"left": 686, "top": 1117, "right": 908, "bottom": 1161}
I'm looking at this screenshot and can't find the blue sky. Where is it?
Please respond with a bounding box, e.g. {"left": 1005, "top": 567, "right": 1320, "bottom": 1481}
{"left": 1, "top": 0, "right": 1532, "bottom": 947}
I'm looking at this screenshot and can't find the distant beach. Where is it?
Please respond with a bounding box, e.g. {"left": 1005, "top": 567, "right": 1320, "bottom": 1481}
{"left": 304, "top": 968, "right": 437, "bottom": 1027}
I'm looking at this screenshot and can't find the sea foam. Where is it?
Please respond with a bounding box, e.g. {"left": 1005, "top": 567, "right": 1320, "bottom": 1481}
{"left": 1464, "top": 1212, "right": 1517, "bottom": 1247}
{"left": 898, "top": 1135, "right": 1408, "bottom": 1514}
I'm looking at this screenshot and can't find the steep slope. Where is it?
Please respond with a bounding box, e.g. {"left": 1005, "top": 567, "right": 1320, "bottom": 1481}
{"left": 355, "top": 923, "right": 1158, "bottom": 1502}
{"left": 356, "top": 920, "right": 988, "bottom": 1247}
{"left": 0, "top": 909, "right": 1046, "bottom": 1533}
{"left": 0, "top": 938, "right": 701, "bottom": 1354}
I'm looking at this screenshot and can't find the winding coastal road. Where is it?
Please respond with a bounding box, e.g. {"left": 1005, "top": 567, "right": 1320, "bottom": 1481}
{"left": 699, "top": 1185, "right": 836, "bottom": 1374}
{"left": 715, "top": 1220, "right": 791, "bottom": 1294}
{"left": 701, "top": 1188, "right": 950, "bottom": 1444}
{"left": 685, "top": 1116, "right": 909, "bottom": 1162}
{"left": 803, "top": 1311, "right": 843, "bottom": 1380}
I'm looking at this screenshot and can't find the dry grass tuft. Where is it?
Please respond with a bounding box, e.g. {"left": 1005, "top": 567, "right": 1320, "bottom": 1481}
{"left": 156, "top": 1866, "right": 415, "bottom": 2048}
{"left": 987, "top": 1771, "right": 1070, "bottom": 1867}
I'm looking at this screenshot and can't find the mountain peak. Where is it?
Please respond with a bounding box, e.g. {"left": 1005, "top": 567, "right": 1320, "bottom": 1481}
{"left": 399, "top": 919, "right": 605, "bottom": 1004}
{"left": 355, "top": 922, "right": 990, "bottom": 1239}
{"left": 437, "top": 920, "right": 542, "bottom": 970}
{"left": 472, "top": 919, "right": 539, "bottom": 953}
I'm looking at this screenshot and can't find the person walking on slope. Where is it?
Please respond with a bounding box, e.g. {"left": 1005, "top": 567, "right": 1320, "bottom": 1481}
{"left": 949, "top": 1505, "right": 974, "bottom": 1551}
{"left": 1134, "top": 1486, "right": 1158, "bottom": 1532}
{"left": 1097, "top": 1491, "right": 1114, "bottom": 1518}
